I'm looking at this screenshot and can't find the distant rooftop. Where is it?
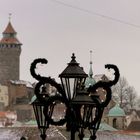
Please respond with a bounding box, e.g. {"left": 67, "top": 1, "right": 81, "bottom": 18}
{"left": 108, "top": 104, "right": 125, "bottom": 117}
{"left": 10, "top": 80, "right": 33, "bottom": 88}
{"left": 127, "top": 121, "right": 140, "bottom": 131}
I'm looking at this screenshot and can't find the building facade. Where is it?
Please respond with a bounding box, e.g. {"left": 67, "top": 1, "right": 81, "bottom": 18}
{"left": 0, "top": 85, "right": 8, "bottom": 110}
{"left": 8, "top": 80, "right": 34, "bottom": 121}
{"left": 107, "top": 104, "right": 126, "bottom": 130}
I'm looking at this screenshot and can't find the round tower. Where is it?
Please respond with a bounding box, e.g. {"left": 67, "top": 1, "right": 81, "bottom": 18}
{"left": 0, "top": 20, "right": 22, "bottom": 85}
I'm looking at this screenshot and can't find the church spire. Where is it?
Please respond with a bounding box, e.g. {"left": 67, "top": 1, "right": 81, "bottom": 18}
{"left": 89, "top": 50, "right": 93, "bottom": 77}
{"left": 85, "top": 50, "right": 96, "bottom": 88}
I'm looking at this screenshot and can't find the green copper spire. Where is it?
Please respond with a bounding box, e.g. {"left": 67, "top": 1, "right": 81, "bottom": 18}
{"left": 89, "top": 50, "right": 93, "bottom": 77}
{"left": 85, "top": 50, "right": 96, "bottom": 88}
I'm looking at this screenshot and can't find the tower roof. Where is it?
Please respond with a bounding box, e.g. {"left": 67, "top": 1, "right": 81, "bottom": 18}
{"left": 108, "top": 104, "right": 125, "bottom": 117}
{"left": 3, "top": 22, "right": 16, "bottom": 34}
{"left": 0, "top": 38, "right": 21, "bottom": 44}
{"left": 0, "top": 21, "right": 22, "bottom": 45}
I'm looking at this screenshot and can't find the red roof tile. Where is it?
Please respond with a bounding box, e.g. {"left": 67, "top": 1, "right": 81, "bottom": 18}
{"left": 3, "top": 22, "right": 16, "bottom": 34}
{"left": 0, "top": 37, "right": 21, "bottom": 44}
{"left": 0, "top": 112, "right": 6, "bottom": 118}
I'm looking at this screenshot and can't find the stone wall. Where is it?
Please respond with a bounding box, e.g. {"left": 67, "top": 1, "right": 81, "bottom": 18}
{"left": 107, "top": 116, "right": 125, "bottom": 130}
{"left": 0, "top": 46, "right": 21, "bottom": 85}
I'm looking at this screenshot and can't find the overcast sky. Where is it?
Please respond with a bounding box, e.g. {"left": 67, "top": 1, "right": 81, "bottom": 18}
{"left": 0, "top": 0, "right": 140, "bottom": 96}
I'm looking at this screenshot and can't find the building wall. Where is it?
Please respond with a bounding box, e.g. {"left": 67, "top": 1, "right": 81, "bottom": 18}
{"left": 8, "top": 81, "right": 34, "bottom": 121}
{"left": 14, "top": 104, "right": 33, "bottom": 122}
{"left": 107, "top": 116, "right": 125, "bottom": 130}
{"left": 0, "top": 85, "right": 8, "bottom": 107}
{"left": 8, "top": 81, "right": 34, "bottom": 107}
{"left": 0, "top": 46, "right": 21, "bottom": 85}
{"left": 8, "top": 82, "right": 26, "bottom": 107}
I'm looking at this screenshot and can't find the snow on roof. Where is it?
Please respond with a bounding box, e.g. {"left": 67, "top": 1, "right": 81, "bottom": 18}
{"left": 94, "top": 74, "right": 104, "bottom": 82}
{"left": 99, "top": 122, "right": 118, "bottom": 131}
{"left": 94, "top": 74, "right": 109, "bottom": 82}
{"left": 10, "top": 80, "right": 33, "bottom": 88}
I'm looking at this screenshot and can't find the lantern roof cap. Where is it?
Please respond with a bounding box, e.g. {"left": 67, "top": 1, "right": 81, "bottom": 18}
{"left": 72, "top": 91, "right": 100, "bottom": 105}
{"left": 59, "top": 53, "right": 88, "bottom": 78}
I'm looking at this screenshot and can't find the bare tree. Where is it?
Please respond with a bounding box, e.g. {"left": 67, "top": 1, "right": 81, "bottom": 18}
{"left": 125, "top": 86, "right": 137, "bottom": 109}
{"left": 136, "top": 97, "right": 140, "bottom": 109}
{"left": 112, "top": 76, "right": 137, "bottom": 111}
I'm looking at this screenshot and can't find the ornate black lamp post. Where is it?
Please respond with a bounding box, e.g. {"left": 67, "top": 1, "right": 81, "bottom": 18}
{"left": 30, "top": 53, "right": 120, "bottom": 140}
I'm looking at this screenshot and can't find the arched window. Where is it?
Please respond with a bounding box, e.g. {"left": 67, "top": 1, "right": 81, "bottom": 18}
{"left": 113, "top": 118, "right": 117, "bottom": 128}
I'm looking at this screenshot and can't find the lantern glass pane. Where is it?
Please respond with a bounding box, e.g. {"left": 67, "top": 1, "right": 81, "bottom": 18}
{"left": 33, "top": 104, "right": 47, "bottom": 128}
{"left": 69, "top": 78, "right": 76, "bottom": 99}
{"left": 77, "top": 105, "right": 95, "bottom": 128}
{"left": 61, "top": 78, "right": 69, "bottom": 99}
{"left": 77, "top": 78, "right": 86, "bottom": 90}
{"left": 61, "top": 78, "right": 77, "bottom": 99}
{"left": 61, "top": 77, "right": 87, "bottom": 100}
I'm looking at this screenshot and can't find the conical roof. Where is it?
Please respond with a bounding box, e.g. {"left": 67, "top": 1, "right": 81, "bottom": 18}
{"left": 108, "top": 104, "right": 125, "bottom": 117}
{"left": 3, "top": 22, "right": 16, "bottom": 34}
{"left": 0, "top": 21, "right": 21, "bottom": 45}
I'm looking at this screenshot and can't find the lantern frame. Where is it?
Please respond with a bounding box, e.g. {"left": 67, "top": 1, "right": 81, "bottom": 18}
{"left": 59, "top": 53, "right": 88, "bottom": 100}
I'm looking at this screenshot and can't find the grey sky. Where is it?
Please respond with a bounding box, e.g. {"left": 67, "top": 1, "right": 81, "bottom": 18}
{"left": 0, "top": 0, "right": 140, "bottom": 96}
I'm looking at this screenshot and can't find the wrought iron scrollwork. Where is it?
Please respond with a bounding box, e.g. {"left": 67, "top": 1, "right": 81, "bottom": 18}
{"left": 30, "top": 58, "right": 66, "bottom": 100}
{"left": 86, "top": 64, "right": 120, "bottom": 139}
{"left": 30, "top": 58, "right": 68, "bottom": 126}
{"left": 87, "top": 64, "right": 120, "bottom": 107}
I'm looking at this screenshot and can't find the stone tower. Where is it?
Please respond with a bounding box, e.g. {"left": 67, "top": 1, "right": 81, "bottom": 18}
{"left": 0, "top": 21, "right": 22, "bottom": 85}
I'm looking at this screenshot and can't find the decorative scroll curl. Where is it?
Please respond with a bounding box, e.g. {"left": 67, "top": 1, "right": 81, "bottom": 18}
{"left": 87, "top": 64, "right": 120, "bottom": 107}
{"left": 30, "top": 58, "right": 68, "bottom": 125}
{"left": 43, "top": 95, "right": 68, "bottom": 126}
{"left": 30, "top": 58, "right": 66, "bottom": 102}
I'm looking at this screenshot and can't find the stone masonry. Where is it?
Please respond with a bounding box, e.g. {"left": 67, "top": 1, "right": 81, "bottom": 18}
{"left": 0, "top": 47, "right": 21, "bottom": 85}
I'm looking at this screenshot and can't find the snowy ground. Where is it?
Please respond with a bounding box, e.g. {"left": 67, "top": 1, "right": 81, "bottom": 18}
{"left": 0, "top": 127, "right": 139, "bottom": 140}
{"left": 96, "top": 132, "right": 140, "bottom": 140}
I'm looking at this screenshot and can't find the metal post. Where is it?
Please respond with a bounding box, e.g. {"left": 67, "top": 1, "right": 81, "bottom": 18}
{"left": 40, "top": 134, "right": 46, "bottom": 140}
{"left": 71, "top": 127, "right": 76, "bottom": 140}
{"left": 90, "top": 135, "right": 96, "bottom": 140}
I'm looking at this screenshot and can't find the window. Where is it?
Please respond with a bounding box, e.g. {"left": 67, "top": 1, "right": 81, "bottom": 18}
{"left": 113, "top": 118, "right": 117, "bottom": 128}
